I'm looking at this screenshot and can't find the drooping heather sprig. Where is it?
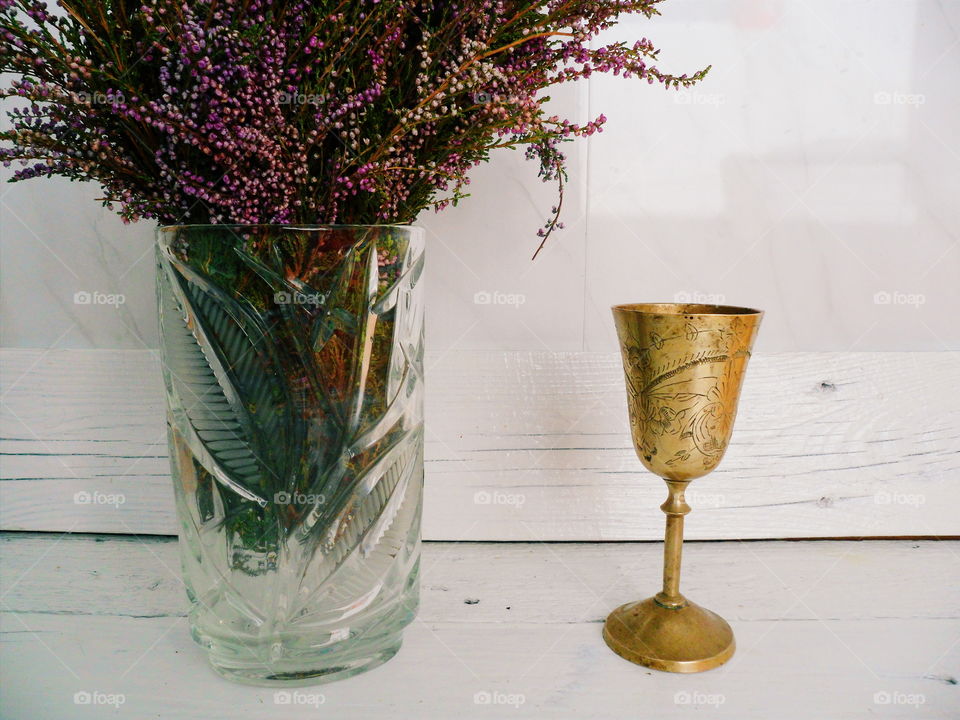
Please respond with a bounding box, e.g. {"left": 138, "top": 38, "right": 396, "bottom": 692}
{"left": 1, "top": 0, "right": 707, "bottom": 256}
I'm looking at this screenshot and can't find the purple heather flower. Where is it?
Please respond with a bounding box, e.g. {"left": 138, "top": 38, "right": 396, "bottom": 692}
{"left": 1, "top": 0, "right": 707, "bottom": 248}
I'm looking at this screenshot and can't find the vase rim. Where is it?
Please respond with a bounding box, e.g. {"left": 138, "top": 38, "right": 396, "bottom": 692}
{"left": 157, "top": 223, "right": 420, "bottom": 232}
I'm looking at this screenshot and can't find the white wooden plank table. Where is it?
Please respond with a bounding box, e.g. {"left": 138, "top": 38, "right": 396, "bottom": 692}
{"left": 1, "top": 534, "right": 957, "bottom": 719}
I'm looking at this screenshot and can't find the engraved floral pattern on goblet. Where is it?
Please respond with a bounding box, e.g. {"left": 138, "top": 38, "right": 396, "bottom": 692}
{"left": 616, "top": 309, "right": 759, "bottom": 482}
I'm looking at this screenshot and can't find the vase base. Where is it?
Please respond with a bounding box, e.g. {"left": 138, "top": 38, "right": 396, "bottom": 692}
{"left": 187, "top": 555, "right": 421, "bottom": 686}
{"left": 200, "top": 630, "right": 404, "bottom": 687}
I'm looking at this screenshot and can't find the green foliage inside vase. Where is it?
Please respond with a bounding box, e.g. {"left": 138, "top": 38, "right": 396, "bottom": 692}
{"left": 159, "top": 225, "right": 424, "bottom": 576}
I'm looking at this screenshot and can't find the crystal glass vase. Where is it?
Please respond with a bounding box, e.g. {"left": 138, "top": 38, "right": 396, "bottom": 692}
{"left": 156, "top": 224, "right": 425, "bottom": 685}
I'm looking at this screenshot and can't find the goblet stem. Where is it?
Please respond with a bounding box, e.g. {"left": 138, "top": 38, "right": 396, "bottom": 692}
{"left": 656, "top": 479, "right": 691, "bottom": 609}
{"left": 602, "top": 476, "right": 735, "bottom": 671}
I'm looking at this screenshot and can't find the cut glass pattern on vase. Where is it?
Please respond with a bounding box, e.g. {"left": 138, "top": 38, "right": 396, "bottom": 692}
{"left": 156, "top": 225, "right": 425, "bottom": 685}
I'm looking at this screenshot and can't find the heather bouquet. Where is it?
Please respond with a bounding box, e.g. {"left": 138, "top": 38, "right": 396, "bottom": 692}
{"left": 2, "top": 0, "right": 706, "bottom": 686}
{"left": 2, "top": 0, "right": 705, "bottom": 252}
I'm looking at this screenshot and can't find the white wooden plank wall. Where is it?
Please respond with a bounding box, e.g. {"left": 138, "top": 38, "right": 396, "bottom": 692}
{"left": 1, "top": 349, "right": 956, "bottom": 539}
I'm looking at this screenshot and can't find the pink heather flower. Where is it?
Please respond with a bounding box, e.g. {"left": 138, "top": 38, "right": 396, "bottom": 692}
{"left": 1, "top": 0, "right": 708, "bottom": 254}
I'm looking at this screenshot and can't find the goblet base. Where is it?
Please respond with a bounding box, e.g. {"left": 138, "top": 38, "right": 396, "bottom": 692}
{"left": 602, "top": 596, "right": 735, "bottom": 673}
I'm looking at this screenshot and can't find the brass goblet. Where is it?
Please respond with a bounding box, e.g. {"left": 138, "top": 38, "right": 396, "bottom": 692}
{"left": 604, "top": 303, "right": 763, "bottom": 673}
